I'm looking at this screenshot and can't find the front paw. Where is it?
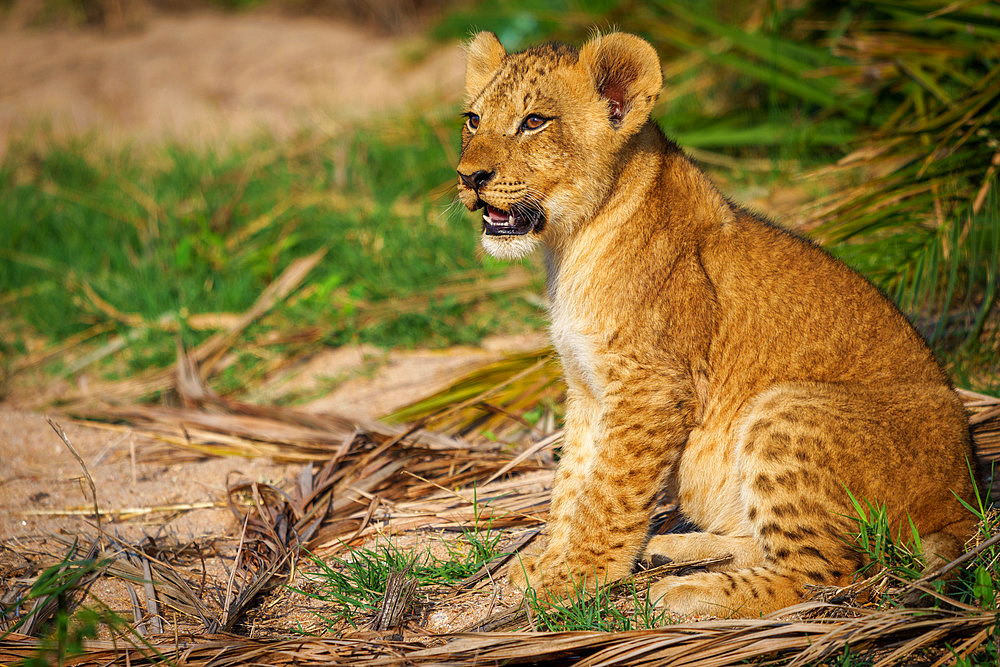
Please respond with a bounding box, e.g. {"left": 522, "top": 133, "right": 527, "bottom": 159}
{"left": 507, "top": 552, "right": 541, "bottom": 590}
{"left": 508, "top": 553, "right": 616, "bottom": 603}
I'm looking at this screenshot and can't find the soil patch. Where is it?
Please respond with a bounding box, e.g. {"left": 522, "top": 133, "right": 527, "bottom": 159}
{"left": 0, "top": 8, "right": 464, "bottom": 154}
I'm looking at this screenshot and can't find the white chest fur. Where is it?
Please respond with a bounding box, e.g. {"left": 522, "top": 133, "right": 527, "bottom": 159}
{"left": 547, "top": 282, "right": 603, "bottom": 400}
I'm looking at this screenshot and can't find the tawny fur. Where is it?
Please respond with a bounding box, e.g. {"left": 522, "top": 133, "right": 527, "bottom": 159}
{"left": 455, "top": 31, "right": 978, "bottom": 618}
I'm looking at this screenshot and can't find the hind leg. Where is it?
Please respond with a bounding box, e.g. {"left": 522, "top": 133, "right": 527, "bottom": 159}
{"left": 653, "top": 384, "right": 877, "bottom": 617}
{"left": 653, "top": 381, "right": 975, "bottom": 617}
{"left": 650, "top": 504, "right": 860, "bottom": 617}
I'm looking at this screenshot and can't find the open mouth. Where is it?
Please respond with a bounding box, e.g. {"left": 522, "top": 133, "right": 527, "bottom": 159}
{"left": 480, "top": 202, "right": 544, "bottom": 236}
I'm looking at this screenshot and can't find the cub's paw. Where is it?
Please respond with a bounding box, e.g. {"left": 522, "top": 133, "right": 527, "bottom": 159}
{"left": 649, "top": 576, "right": 717, "bottom": 618}
{"left": 508, "top": 553, "right": 619, "bottom": 604}
{"left": 506, "top": 553, "right": 541, "bottom": 590}
{"left": 507, "top": 554, "right": 580, "bottom": 600}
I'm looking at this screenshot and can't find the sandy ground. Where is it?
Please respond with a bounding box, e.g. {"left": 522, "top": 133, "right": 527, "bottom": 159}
{"left": 0, "top": 7, "right": 465, "bottom": 154}
{"left": 0, "top": 410, "right": 293, "bottom": 544}
{"left": 0, "top": 407, "right": 295, "bottom": 629}
{"left": 0, "top": 331, "right": 546, "bottom": 540}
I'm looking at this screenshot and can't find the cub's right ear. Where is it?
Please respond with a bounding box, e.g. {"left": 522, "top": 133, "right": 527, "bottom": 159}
{"left": 464, "top": 31, "right": 506, "bottom": 101}
{"left": 579, "top": 33, "right": 662, "bottom": 138}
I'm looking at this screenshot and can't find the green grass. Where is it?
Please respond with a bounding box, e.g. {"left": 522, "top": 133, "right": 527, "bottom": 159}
{"left": 291, "top": 503, "right": 505, "bottom": 633}
{"left": 522, "top": 574, "right": 673, "bottom": 632}
{"left": 3, "top": 1, "right": 996, "bottom": 398}
{"left": 844, "top": 487, "right": 927, "bottom": 586}
{"left": 1, "top": 546, "right": 158, "bottom": 665}
{"left": 0, "top": 118, "right": 546, "bottom": 390}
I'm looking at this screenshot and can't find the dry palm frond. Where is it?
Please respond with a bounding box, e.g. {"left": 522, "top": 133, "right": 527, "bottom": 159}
{"left": 59, "top": 349, "right": 547, "bottom": 545}
{"left": 382, "top": 346, "right": 562, "bottom": 446}
{"left": 11, "top": 539, "right": 104, "bottom": 637}
{"left": 44, "top": 533, "right": 217, "bottom": 632}
{"left": 962, "top": 388, "right": 1000, "bottom": 496}
{"left": 0, "top": 606, "right": 995, "bottom": 666}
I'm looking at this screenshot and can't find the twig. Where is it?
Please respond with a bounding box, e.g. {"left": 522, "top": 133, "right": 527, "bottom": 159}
{"left": 141, "top": 557, "right": 163, "bottom": 634}
{"left": 369, "top": 563, "right": 418, "bottom": 631}
{"left": 221, "top": 512, "right": 250, "bottom": 629}
{"left": 484, "top": 430, "right": 562, "bottom": 485}
{"left": 19, "top": 501, "right": 221, "bottom": 517}
{"left": 46, "top": 418, "right": 101, "bottom": 534}
{"left": 401, "top": 471, "right": 546, "bottom": 524}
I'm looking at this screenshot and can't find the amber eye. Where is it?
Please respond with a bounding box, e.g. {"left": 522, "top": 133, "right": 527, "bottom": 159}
{"left": 521, "top": 114, "right": 547, "bottom": 131}
{"left": 465, "top": 113, "right": 480, "bottom": 131}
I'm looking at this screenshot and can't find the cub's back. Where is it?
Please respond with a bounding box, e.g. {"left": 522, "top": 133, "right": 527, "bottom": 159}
{"left": 701, "top": 210, "right": 948, "bottom": 392}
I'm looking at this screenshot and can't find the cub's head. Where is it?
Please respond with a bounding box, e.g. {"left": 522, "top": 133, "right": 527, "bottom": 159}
{"left": 456, "top": 31, "right": 662, "bottom": 260}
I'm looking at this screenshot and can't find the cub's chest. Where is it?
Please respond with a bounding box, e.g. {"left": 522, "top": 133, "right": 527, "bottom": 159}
{"left": 548, "top": 284, "right": 607, "bottom": 399}
{"left": 546, "top": 239, "right": 630, "bottom": 398}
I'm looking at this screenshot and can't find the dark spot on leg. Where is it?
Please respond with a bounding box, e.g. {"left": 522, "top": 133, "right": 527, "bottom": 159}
{"left": 621, "top": 519, "right": 647, "bottom": 533}
{"left": 763, "top": 447, "right": 783, "bottom": 462}
{"left": 775, "top": 471, "right": 799, "bottom": 489}
{"left": 780, "top": 527, "right": 802, "bottom": 541}
{"left": 747, "top": 506, "right": 758, "bottom": 521}
{"left": 759, "top": 522, "right": 780, "bottom": 537}
{"left": 771, "top": 503, "right": 798, "bottom": 518}
{"left": 797, "top": 525, "right": 818, "bottom": 538}
{"left": 799, "top": 545, "right": 829, "bottom": 562}
{"left": 779, "top": 411, "right": 802, "bottom": 424}
{"left": 754, "top": 475, "right": 774, "bottom": 493}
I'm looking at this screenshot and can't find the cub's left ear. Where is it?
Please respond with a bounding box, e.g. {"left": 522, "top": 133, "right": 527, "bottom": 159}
{"left": 579, "top": 33, "right": 662, "bottom": 137}
{"left": 464, "top": 31, "right": 507, "bottom": 101}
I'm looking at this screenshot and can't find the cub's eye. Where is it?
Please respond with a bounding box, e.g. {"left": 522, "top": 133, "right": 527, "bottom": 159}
{"left": 465, "top": 113, "right": 480, "bottom": 131}
{"left": 521, "top": 114, "right": 548, "bottom": 132}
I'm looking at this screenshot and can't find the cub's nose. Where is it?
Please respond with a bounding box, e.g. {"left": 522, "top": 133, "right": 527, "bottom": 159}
{"left": 458, "top": 169, "right": 495, "bottom": 191}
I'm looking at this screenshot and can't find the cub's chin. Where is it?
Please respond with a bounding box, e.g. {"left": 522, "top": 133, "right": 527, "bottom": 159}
{"left": 476, "top": 202, "right": 545, "bottom": 260}
{"left": 481, "top": 233, "right": 540, "bottom": 260}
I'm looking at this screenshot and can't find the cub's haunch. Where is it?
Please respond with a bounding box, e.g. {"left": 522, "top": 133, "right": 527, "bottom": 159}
{"left": 456, "top": 31, "right": 977, "bottom": 617}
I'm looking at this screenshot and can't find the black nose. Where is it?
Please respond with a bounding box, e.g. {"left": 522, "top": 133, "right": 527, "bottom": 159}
{"left": 458, "top": 169, "right": 495, "bottom": 191}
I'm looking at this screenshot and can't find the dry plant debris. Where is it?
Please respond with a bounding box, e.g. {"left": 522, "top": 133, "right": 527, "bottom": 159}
{"left": 2, "top": 341, "right": 999, "bottom": 664}
{"left": 1, "top": 607, "right": 997, "bottom": 666}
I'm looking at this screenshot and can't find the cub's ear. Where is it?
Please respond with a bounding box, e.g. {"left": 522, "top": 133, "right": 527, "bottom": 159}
{"left": 464, "top": 31, "right": 507, "bottom": 101}
{"left": 579, "top": 33, "right": 662, "bottom": 137}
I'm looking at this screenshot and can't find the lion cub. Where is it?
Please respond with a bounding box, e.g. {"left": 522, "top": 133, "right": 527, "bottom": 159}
{"left": 456, "top": 31, "right": 977, "bottom": 617}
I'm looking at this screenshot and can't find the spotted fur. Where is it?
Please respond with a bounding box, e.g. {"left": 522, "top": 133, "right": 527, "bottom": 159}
{"left": 455, "top": 31, "right": 978, "bottom": 618}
